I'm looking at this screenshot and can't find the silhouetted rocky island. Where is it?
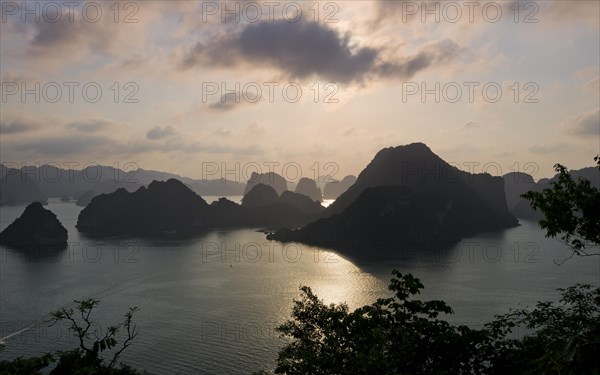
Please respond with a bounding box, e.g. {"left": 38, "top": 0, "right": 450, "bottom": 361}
{"left": 75, "top": 179, "right": 141, "bottom": 207}
{"left": 242, "top": 183, "right": 280, "bottom": 208}
{"left": 77, "top": 179, "right": 322, "bottom": 236}
{"left": 503, "top": 172, "right": 535, "bottom": 211}
{"left": 295, "top": 177, "right": 322, "bottom": 202}
{"left": 279, "top": 190, "right": 324, "bottom": 215}
{"left": 502, "top": 172, "right": 536, "bottom": 219}
{"left": 77, "top": 179, "right": 211, "bottom": 235}
{"left": 75, "top": 143, "right": 526, "bottom": 245}
{"left": 0, "top": 202, "right": 68, "bottom": 248}
{"left": 504, "top": 166, "right": 599, "bottom": 220}
{"left": 268, "top": 143, "right": 518, "bottom": 249}
{"left": 210, "top": 184, "right": 324, "bottom": 227}
{"left": 323, "top": 175, "right": 356, "bottom": 199}
{"left": 244, "top": 172, "right": 288, "bottom": 196}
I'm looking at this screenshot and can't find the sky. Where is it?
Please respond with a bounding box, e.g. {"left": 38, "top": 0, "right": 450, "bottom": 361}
{"left": 1, "top": 0, "right": 599, "bottom": 183}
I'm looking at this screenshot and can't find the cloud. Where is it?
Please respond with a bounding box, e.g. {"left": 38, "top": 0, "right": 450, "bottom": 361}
{"left": 0, "top": 110, "right": 271, "bottom": 166}
{"left": 0, "top": 1, "right": 148, "bottom": 71}
{"left": 203, "top": 143, "right": 264, "bottom": 155}
{"left": 543, "top": 2, "right": 600, "bottom": 29}
{"left": 1, "top": 72, "right": 38, "bottom": 85}
{"left": 584, "top": 77, "right": 599, "bottom": 94}
{"left": 371, "top": 0, "right": 433, "bottom": 27}
{"left": 146, "top": 125, "right": 178, "bottom": 140}
{"left": 207, "top": 87, "right": 271, "bottom": 111}
{"left": 212, "top": 123, "right": 265, "bottom": 139}
{"left": 562, "top": 109, "right": 600, "bottom": 137}
{"left": 528, "top": 143, "right": 570, "bottom": 155}
{"left": 374, "top": 39, "right": 460, "bottom": 78}
{"left": 181, "top": 19, "right": 377, "bottom": 83}
{"left": 461, "top": 121, "right": 479, "bottom": 131}
{"left": 181, "top": 19, "right": 459, "bottom": 84}
{"left": 213, "top": 128, "right": 232, "bottom": 137}
{"left": 208, "top": 93, "right": 248, "bottom": 112}
{"left": 20, "top": 9, "right": 113, "bottom": 60}
{"left": 66, "top": 119, "right": 113, "bottom": 133}
{"left": 0, "top": 119, "right": 36, "bottom": 134}
{"left": 245, "top": 122, "right": 265, "bottom": 135}
{"left": 372, "top": 1, "right": 599, "bottom": 29}
{"left": 439, "top": 142, "right": 483, "bottom": 156}
{"left": 126, "top": 138, "right": 263, "bottom": 156}
{"left": 15, "top": 135, "right": 113, "bottom": 156}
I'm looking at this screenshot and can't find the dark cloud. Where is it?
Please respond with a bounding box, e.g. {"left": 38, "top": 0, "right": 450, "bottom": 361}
{"left": 66, "top": 119, "right": 113, "bottom": 133}
{"left": 3, "top": 1, "right": 120, "bottom": 60}
{"left": 30, "top": 15, "right": 80, "bottom": 48}
{"left": 562, "top": 109, "right": 600, "bottom": 137}
{"left": 146, "top": 125, "right": 177, "bottom": 140}
{"left": 207, "top": 87, "right": 269, "bottom": 111}
{"left": 375, "top": 39, "right": 460, "bottom": 78}
{"left": 208, "top": 94, "right": 246, "bottom": 112}
{"left": 182, "top": 19, "right": 459, "bottom": 83}
{"left": 0, "top": 119, "right": 36, "bottom": 134}
{"left": 27, "top": 16, "right": 113, "bottom": 59}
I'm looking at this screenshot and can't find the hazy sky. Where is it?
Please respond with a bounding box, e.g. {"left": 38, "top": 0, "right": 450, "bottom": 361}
{"left": 1, "top": 0, "right": 598, "bottom": 182}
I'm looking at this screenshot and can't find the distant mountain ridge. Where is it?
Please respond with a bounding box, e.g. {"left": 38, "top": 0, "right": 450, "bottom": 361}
{"left": 0, "top": 163, "right": 362, "bottom": 208}
{"left": 0, "top": 163, "right": 245, "bottom": 207}
{"left": 504, "top": 166, "right": 600, "bottom": 220}
{"left": 0, "top": 164, "right": 48, "bottom": 206}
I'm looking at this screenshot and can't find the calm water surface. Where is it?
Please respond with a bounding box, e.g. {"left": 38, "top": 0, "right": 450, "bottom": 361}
{"left": 1, "top": 199, "right": 598, "bottom": 374}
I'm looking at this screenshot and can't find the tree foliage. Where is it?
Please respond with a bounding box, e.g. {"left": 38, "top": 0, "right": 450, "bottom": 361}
{"left": 487, "top": 283, "right": 600, "bottom": 374}
{"left": 0, "top": 353, "right": 54, "bottom": 374}
{"left": 522, "top": 156, "right": 600, "bottom": 256}
{"left": 275, "top": 271, "right": 600, "bottom": 375}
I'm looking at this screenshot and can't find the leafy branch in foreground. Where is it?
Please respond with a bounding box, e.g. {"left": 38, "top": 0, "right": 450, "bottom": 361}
{"left": 0, "top": 299, "right": 144, "bottom": 375}
{"left": 48, "top": 298, "right": 140, "bottom": 374}
{"left": 522, "top": 156, "right": 600, "bottom": 257}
